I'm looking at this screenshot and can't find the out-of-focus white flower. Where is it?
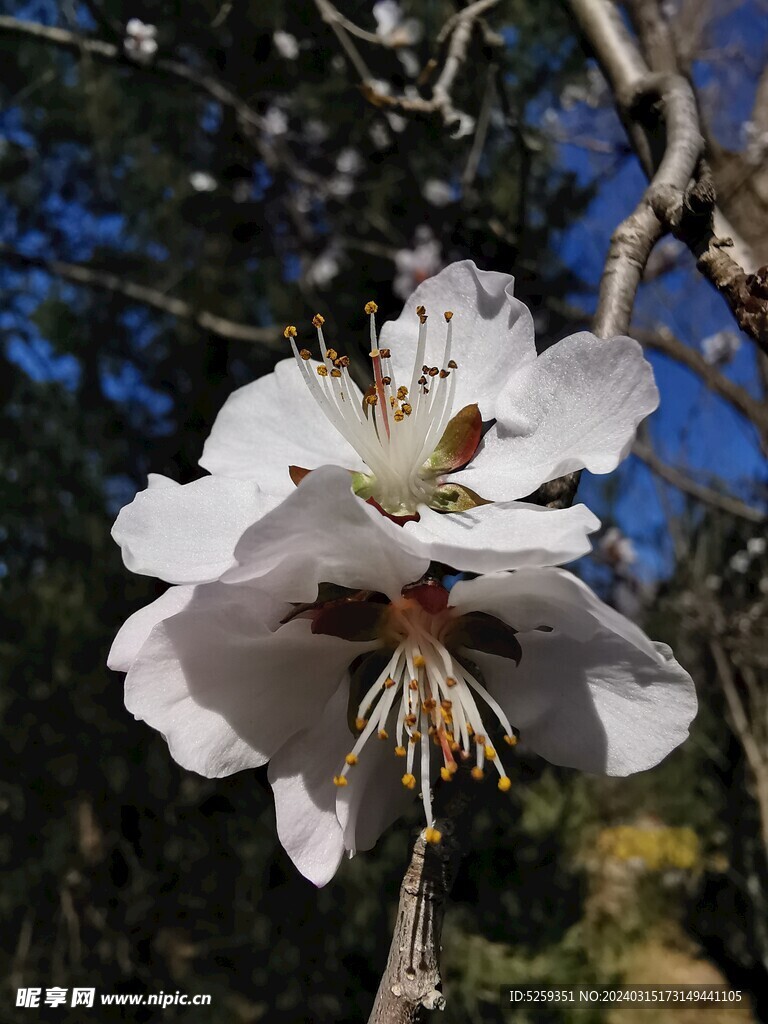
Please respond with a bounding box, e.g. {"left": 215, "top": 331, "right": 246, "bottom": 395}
{"left": 386, "top": 112, "right": 408, "bottom": 133}
{"left": 306, "top": 249, "right": 342, "bottom": 288}
{"left": 393, "top": 227, "right": 444, "bottom": 300}
{"left": 264, "top": 106, "right": 289, "bottom": 137}
{"left": 747, "top": 537, "right": 766, "bottom": 556}
{"left": 124, "top": 18, "right": 157, "bottom": 62}
{"left": 273, "top": 30, "right": 299, "bottom": 60}
{"left": 110, "top": 468, "right": 697, "bottom": 886}
{"left": 742, "top": 120, "right": 768, "bottom": 167}
{"left": 327, "top": 175, "right": 354, "bottom": 199}
{"left": 759, "top": 576, "right": 768, "bottom": 594}
{"left": 198, "top": 261, "right": 659, "bottom": 571}
{"left": 705, "top": 574, "right": 721, "bottom": 592}
{"left": 370, "top": 122, "right": 391, "bottom": 149}
{"left": 423, "top": 179, "right": 454, "bottom": 207}
{"left": 373, "top": 0, "right": 422, "bottom": 47}
{"left": 189, "top": 171, "right": 217, "bottom": 192}
{"left": 701, "top": 329, "right": 741, "bottom": 366}
{"left": 304, "top": 119, "right": 329, "bottom": 144}
{"left": 599, "top": 526, "right": 637, "bottom": 570}
{"left": 336, "top": 148, "right": 363, "bottom": 176}
{"left": 730, "top": 550, "right": 750, "bottom": 574}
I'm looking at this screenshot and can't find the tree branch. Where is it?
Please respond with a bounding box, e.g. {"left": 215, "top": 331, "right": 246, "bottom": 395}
{"left": 0, "top": 246, "right": 279, "bottom": 348}
{"left": 633, "top": 325, "right": 768, "bottom": 442}
{"left": 632, "top": 439, "right": 766, "bottom": 522}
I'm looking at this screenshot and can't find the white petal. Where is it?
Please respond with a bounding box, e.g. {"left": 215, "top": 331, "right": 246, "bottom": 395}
{"left": 268, "top": 680, "right": 350, "bottom": 886}
{"left": 125, "top": 582, "right": 375, "bottom": 778}
{"left": 400, "top": 501, "right": 600, "bottom": 574}
{"left": 335, "top": 730, "right": 413, "bottom": 855}
{"left": 112, "top": 475, "right": 279, "bottom": 584}
{"left": 223, "top": 465, "right": 431, "bottom": 602}
{"left": 200, "top": 358, "right": 365, "bottom": 491}
{"left": 379, "top": 260, "right": 536, "bottom": 417}
{"left": 108, "top": 585, "right": 195, "bottom": 672}
{"left": 453, "top": 570, "right": 696, "bottom": 775}
{"left": 459, "top": 333, "right": 659, "bottom": 501}
{"left": 451, "top": 567, "right": 659, "bottom": 658}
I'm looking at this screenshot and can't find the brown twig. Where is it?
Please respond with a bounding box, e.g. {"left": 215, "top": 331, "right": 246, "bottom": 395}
{"left": 632, "top": 440, "right": 766, "bottom": 522}
{"left": 0, "top": 246, "right": 279, "bottom": 348}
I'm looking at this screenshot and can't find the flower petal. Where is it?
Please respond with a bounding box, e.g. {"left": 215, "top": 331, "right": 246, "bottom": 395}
{"left": 454, "top": 570, "right": 696, "bottom": 775}
{"left": 125, "top": 582, "right": 376, "bottom": 777}
{"left": 268, "top": 680, "right": 350, "bottom": 886}
{"left": 458, "top": 333, "right": 659, "bottom": 501}
{"left": 112, "top": 474, "right": 280, "bottom": 584}
{"left": 200, "top": 358, "right": 365, "bottom": 492}
{"left": 450, "top": 567, "right": 657, "bottom": 658}
{"left": 379, "top": 261, "right": 536, "bottom": 417}
{"left": 335, "top": 731, "right": 414, "bottom": 855}
{"left": 107, "top": 585, "right": 195, "bottom": 672}
{"left": 224, "top": 466, "right": 431, "bottom": 602}
{"left": 399, "top": 502, "right": 600, "bottom": 574}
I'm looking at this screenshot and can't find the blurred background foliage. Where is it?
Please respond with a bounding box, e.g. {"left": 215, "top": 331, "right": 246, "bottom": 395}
{"left": 0, "top": 0, "right": 767, "bottom": 1021}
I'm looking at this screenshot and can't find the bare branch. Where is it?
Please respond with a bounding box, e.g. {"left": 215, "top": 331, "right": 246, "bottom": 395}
{"left": 634, "top": 325, "right": 768, "bottom": 441}
{"left": 632, "top": 440, "right": 766, "bottom": 522}
{"left": 0, "top": 246, "right": 279, "bottom": 348}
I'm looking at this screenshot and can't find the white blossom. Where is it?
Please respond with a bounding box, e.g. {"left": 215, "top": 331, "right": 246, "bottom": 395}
{"left": 701, "top": 329, "right": 741, "bottom": 366}
{"left": 393, "top": 226, "right": 444, "bottom": 299}
{"left": 273, "top": 30, "right": 299, "bottom": 60}
{"left": 747, "top": 537, "right": 766, "bottom": 556}
{"left": 423, "top": 179, "right": 454, "bottom": 207}
{"left": 110, "top": 466, "right": 697, "bottom": 885}
{"left": 263, "top": 106, "right": 289, "bottom": 137}
{"left": 124, "top": 18, "right": 157, "bottom": 62}
{"left": 730, "top": 550, "right": 750, "bottom": 574}
{"left": 197, "top": 261, "right": 659, "bottom": 573}
{"left": 306, "top": 248, "right": 342, "bottom": 288}
{"left": 189, "top": 171, "right": 217, "bottom": 192}
{"left": 373, "top": 0, "right": 422, "bottom": 47}
{"left": 599, "top": 526, "right": 637, "bottom": 569}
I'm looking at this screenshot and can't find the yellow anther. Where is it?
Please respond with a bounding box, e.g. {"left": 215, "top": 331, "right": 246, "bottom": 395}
{"left": 336, "top": 354, "right": 350, "bottom": 367}
{"left": 415, "top": 304, "right": 426, "bottom": 316}
{"left": 330, "top": 368, "right": 342, "bottom": 378}
{"left": 365, "top": 301, "right": 379, "bottom": 315}
{"left": 394, "top": 745, "right": 407, "bottom": 757}
{"left": 424, "top": 826, "right": 442, "bottom": 844}
{"left": 312, "top": 314, "right": 325, "bottom": 328}
{"left": 379, "top": 347, "right": 391, "bottom": 358}
{"left": 440, "top": 767, "right": 453, "bottom": 783}
{"left": 402, "top": 403, "right": 412, "bottom": 415}
{"left": 413, "top": 654, "right": 426, "bottom": 668}
{"left": 405, "top": 713, "right": 417, "bottom": 726}
{"left": 382, "top": 375, "right": 392, "bottom": 385}
{"left": 470, "top": 766, "right": 484, "bottom": 781}
{"left": 422, "top": 698, "right": 437, "bottom": 712}
{"left": 441, "top": 699, "right": 452, "bottom": 710}
{"left": 498, "top": 776, "right": 512, "bottom": 792}
{"left": 383, "top": 676, "right": 396, "bottom": 689}
{"left": 397, "top": 386, "right": 409, "bottom": 399}
{"left": 283, "top": 325, "right": 297, "bottom": 338}
{"left": 401, "top": 773, "right": 416, "bottom": 789}
{"left": 418, "top": 314, "right": 428, "bottom": 325}
{"left": 484, "top": 745, "right": 497, "bottom": 760}
{"left": 325, "top": 347, "right": 337, "bottom": 360}
{"left": 333, "top": 775, "right": 348, "bottom": 787}
{"left": 378, "top": 729, "right": 389, "bottom": 740}
{"left": 440, "top": 708, "right": 452, "bottom": 723}
{"left": 466, "top": 724, "right": 474, "bottom": 737}
{"left": 428, "top": 366, "right": 439, "bottom": 377}
{"left": 410, "top": 731, "right": 421, "bottom": 743}
{"left": 355, "top": 717, "right": 368, "bottom": 731}
{"left": 445, "top": 676, "right": 457, "bottom": 688}
{"left": 409, "top": 680, "right": 418, "bottom": 691}
{"left": 439, "top": 369, "right": 450, "bottom": 378}
{"left": 447, "top": 359, "right": 458, "bottom": 369}
{"left": 447, "top": 761, "right": 458, "bottom": 774}
{"left": 503, "top": 734, "right": 518, "bottom": 746}
{"left": 449, "top": 740, "right": 459, "bottom": 752}
{"left": 299, "top": 348, "right": 312, "bottom": 360}
{"left": 393, "top": 411, "right": 404, "bottom": 422}
{"left": 389, "top": 396, "right": 396, "bottom": 408}
{"left": 364, "top": 394, "right": 378, "bottom": 406}
{"left": 345, "top": 753, "right": 358, "bottom": 766}
{"left": 443, "top": 310, "right": 454, "bottom": 322}
{"left": 474, "top": 734, "right": 486, "bottom": 745}
{"left": 317, "top": 365, "right": 329, "bottom": 377}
